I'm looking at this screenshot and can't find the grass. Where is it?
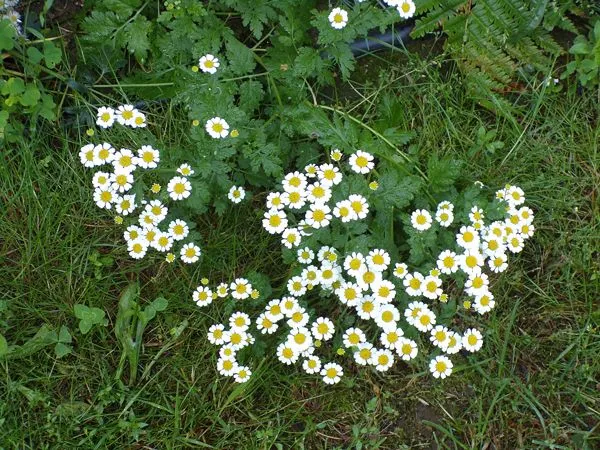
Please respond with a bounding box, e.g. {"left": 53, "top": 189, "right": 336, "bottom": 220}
{"left": 1, "top": 45, "right": 599, "bottom": 449}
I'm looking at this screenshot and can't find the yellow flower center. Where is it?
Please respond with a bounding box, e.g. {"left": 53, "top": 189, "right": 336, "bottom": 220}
{"left": 269, "top": 215, "right": 281, "bottom": 227}
{"left": 122, "top": 110, "right": 134, "bottom": 120}
{"left": 466, "top": 255, "right": 478, "bottom": 268}
{"left": 463, "top": 231, "right": 474, "bottom": 242}
{"left": 416, "top": 215, "right": 426, "bottom": 225}
{"left": 468, "top": 335, "right": 478, "bottom": 346}
{"left": 356, "top": 156, "right": 368, "bottom": 167}
{"left": 212, "top": 123, "right": 224, "bottom": 133}
{"left": 101, "top": 112, "right": 111, "bottom": 122}
{"left": 313, "top": 210, "right": 325, "bottom": 222}
{"left": 382, "top": 311, "right": 394, "bottom": 322}
{"left": 409, "top": 278, "right": 421, "bottom": 290}
{"left": 283, "top": 348, "right": 293, "bottom": 359}
{"left": 326, "top": 368, "right": 338, "bottom": 378}
{"left": 100, "top": 191, "right": 112, "bottom": 202}
{"left": 435, "top": 361, "right": 447, "bottom": 373}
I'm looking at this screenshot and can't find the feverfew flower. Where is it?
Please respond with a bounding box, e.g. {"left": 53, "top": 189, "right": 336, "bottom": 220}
{"left": 168, "top": 219, "right": 189, "bottom": 241}
{"left": 167, "top": 176, "right": 192, "bottom": 201}
{"left": 302, "top": 355, "right": 322, "bottom": 374}
{"left": 135, "top": 145, "right": 159, "bottom": 169}
{"left": 430, "top": 355, "right": 453, "bottom": 379}
{"left": 321, "top": 362, "right": 343, "bottom": 384}
{"left": 372, "top": 349, "right": 394, "bottom": 372}
{"left": 180, "top": 243, "right": 201, "bottom": 264}
{"left": 349, "top": 150, "right": 374, "bottom": 174}
{"left": 397, "top": 338, "right": 418, "bottom": 361}
{"left": 79, "top": 144, "right": 97, "bottom": 168}
{"left": 462, "top": 328, "right": 484, "bottom": 352}
{"left": 205, "top": 117, "right": 229, "bottom": 139}
{"left": 328, "top": 8, "right": 348, "bottom": 29}
{"left": 115, "top": 104, "right": 137, "bottom": 126}
{"left": 435, "top": 208, "right": 454, "bottom": 227}
{"left": 231, "top": 278, "right": 252, "bottom": 300}
{"left": 228, "top": 186, "right": 246, "bottom": 203}
{"left": 263, "top": 209, "right": 288, "bottom": 234}
{"left": 311, "top": 317, "right": 335, "bottom": 341}
{"left": 193, "top": 286, "right": 213, "bottom": 307}
{"left": 411, "top": 209, "right": 432, "bottom": 231}
{"left": 207, "top": 324, "right": 226, "bottom": 345}
{"left": 96, "top": 107, "right": 115, "bottom": 128}
{"left": 199, "top": 54, "right": 220, "bottom": 74}
{"left": 177, "top": 163, "right": 194, "bottom": 176}
{"left": 127, "top": 239, "right": 148, "bottom": 259}
{"left": 397, "top": 1, "right": 416, "bottom": 19}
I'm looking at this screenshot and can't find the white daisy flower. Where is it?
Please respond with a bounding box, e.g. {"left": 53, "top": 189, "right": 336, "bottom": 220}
{"left": 321, "top": 362, "right": 343, "bottom": 384}
{"left": 135, "top": 145, "right": 159, "bottom": 169}
{"left": 177, "top": 163, "right": 194, "bottom": 177}
{"left": 397, "top": 338, "right": 418, "bottom": 361}
{"left": 328, "top": 7, "right": 348, "bottom": 29}
{"left": 460, "top": 250, "right": 485, "bottom": 274}
{"left": 305, "top": 202, "right": 332, "bottom": 229}
{"left": 349, "top": 150, "right": 374, "bottom": 174}
{"left": 297, "top": 247, "right": 315, "bottom": 264}
{"left": 281, "top": 228, "right": 302, "bottom": 249}
{"left": 356, "top": 296, "right": 378, "bottom": 320}
{"left": 180, "top": 243, "right": 201, "bottom": 263}
{"left": 199, "top": 54, "right": 220, "bottom": 74}
{"left": 167, "top": 176, "right": 192, "bottom": 201}
{"left": 435, "top": 208, "right": 454, "bottom": 227}
{"left": 437, "top": 250, "right": 459, "bottom": 274}
{"left": 124, "top": 225, "right": 143, "bottom": 242}
{"left": 317, "top": 163, "right": 342, "bottom": 186}
{"left": 465, "top": 267, "right": 489, "bottom": 297}
{"left": 230, "top": 278, "right": 252, "bottom": 300}
{"left": 228, "top": 186, "right": 246, "bottom": 203}
{"left": 373, "top": 304, "right": 400, "bottom": 331}
{"left": 306, "top": 182, "right": 331, "bottom": 204}
{"left": 506, "top": 233, "right": 525, "bottom": 253}
{"left": 207, "top": 324, "right": 226, "bottom": 345}
{"left": 367, "top": 249, "right": 390, "bottom": 272}
{"left": 287, "top": 276, "right": 307, "bottom": 297}
{"left": 473, "top": 291, "right": 496, "bottom": 314}
{"left": 115, "top": 104, "right": 137, "bottom": 126}
{"left": 152, "top": 231, "right": 173, "bottom": 252}
{"left": 422, "top": 275, "right": 443, "bottom": 300}
{"left": 168, "top": 219, "right": 189, "bottom": 241}
{"left": 444, "top": 331, "right": 463, "bottom": 354}
{"left": 287, "top": 308, "right": 310, "bottom": 329}
{"left": 430, "top": 325, "right": 451, "bottom": 351}
{"left": 430, "top": 355, "right": 453, "bottom": 379}
{"left": 266, "top": 192, "right": 285, "bottom": 210}
{"left": 335, "top": 281, "right": 363, "bottom": 307}
{"left": 112, "top": 149, "right": 136, "bottom": 173}
{"left": 462, "top": 328, "right": 484, "bottom": 352}
{"left": 403, "top": 272, "right": 424, "bottom": 297}
{"left": 92, "top": 171, "right": 110, "bottom": 189}
{"left": 79, "top": 144, "right": 98, "bottom": 168}
{"left": 372, "top": 280, "right": 396, "bottom": 304}
{"left": 193, "top": 286, "right": 213, "bottom": 307}
{"left": 397, "top": 0, "right": 416, "bottom": 19}
{"left": 393, "top": 263, "right": 408, "bottom": 279}
{"left": 348, "top": 194, "right": 369, "bottom": 220}
{"left": 277, "top": 342, "right": 299, "bottom": 365}
{"left": 233, "top": 366, "right": 252, "bottom": 383}
{"left": 96, "top": 106, "right": 115, "bottom": 128}
{"left": 127, "top": 239, "right": 149, "bottom": 259}
{"left": 287, "top": 327, "right": 313, "bottom": 352}
{"left": 130, "top": 111, "right": 147, "bottom": 128}
{"left": 413, "top": 309, "right": 436, "bottom": 333}
{"left": 109, "top": 171, "right": 134, "bottom": 193}
{"left": 282, "top": 171, "right": 308, "bottom": 192}
{"left": 411, "top": 209, "right": 432, "bottom": 231}
{"left": 505, "top": 185, "right": 525, "bottom": 207}
{"left": 332, "top": 199, "right": 355, "bottom": 223}
{"left": 302, "top": 355, "right": 322, "bottom": 374}
{"left": 93, "top": 186, "right": 116, "bottom": 209}
{"left": 311, "top": 317, "right": 335, "bottom": 341}
{"left": 217, "top": 357, "right": 238, "bottom": 376}
{"left": 353, "top": 343, "right": 374, "bottom": 365}
{"left": 256, "top": 313, "right": 278, "bottom": 335}
{"left": 94, "top": 143, "right": 116, "bottom": 165}
{"left": 265, "top": 299, "right": 284, "bottom": 322}
{"left": 342, "top": 327, "right": 366, "bottom": 348}
{"left": 380, "top": 328, "right": 404, "bottom": 350}
{"left": 205, "top": 117, "right": 229, "bottom": 139}
{"left": 230, "top": 312, "right": 251, "bottom": 331}
{"left": 371, "top": 348, "right": 394, "bottom": 372}
{"left": 263, "top": 209, "right": 288, "bottom": 234}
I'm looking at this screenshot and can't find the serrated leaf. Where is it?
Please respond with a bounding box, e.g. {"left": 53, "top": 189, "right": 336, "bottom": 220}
{"left": 226, "top": 38, "right": 256, "bottom": 75}
{"left": 125, "top": 15, "right": 152, "bottom": 60}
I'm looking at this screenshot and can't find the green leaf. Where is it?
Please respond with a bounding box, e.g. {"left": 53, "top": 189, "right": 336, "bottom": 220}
{"left": 58, "top": 325, "right": 72, "bottom": 343}
{"left": 27, "top": 47, "right": 44, "bottom": 64}
{"left": 54, "top": 342, "right": 72, "bottom": 358}
{"left": 142, "top": 296, "right": 168, "bottom": 322}
{"left": 0, "top": 19, "right": 16, "bottom": 51}
{"left": 2, "top": 77, "right": 25, "bottom": 96}
{"left": 226, "top": 38, "right": 256, "bottom": 75}
{"left": 79, "top": 320, "right": 93, "bottom": 335}
{"left": 0, "top": 334, "right": 8, "bottom": 357}
{"left": 20, "top": 84, "right": 41, "bottom": 107}
{"left": 43, "top": 41, "right": 62, "bottom": 68}
{"left": 125, "top": 15, "right": 152, "bottom": 60}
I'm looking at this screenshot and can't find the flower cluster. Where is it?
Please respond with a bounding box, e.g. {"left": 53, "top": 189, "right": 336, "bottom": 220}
{"left": 328, "top": 0, "right": 416, "bottom": 29}
{"left": 79, "top": 105, "right": 200, "bottom": 264}
{"left": 201, "top": 148, "right": 535, "bottom": 383}
{"left": 1, "top": 0, "right": 21, "bottom": 33}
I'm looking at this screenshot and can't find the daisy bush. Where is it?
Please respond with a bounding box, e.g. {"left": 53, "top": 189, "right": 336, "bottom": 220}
{"left": 200, "top": 149, "right": 535, "bottom": 384}
{"left": 76, "top": 1, "right": 537, "bottom": 387}
{"left": 79, "top": 105, "right": 203, "bottom": 265}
